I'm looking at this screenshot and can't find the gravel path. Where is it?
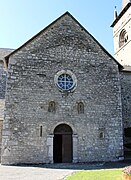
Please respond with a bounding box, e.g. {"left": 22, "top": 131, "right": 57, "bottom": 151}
{"left": 0, "top": 161, "right": 131, "bottom": 180}
{"left": 0, "top": 165, "right": 75, "bottom": 180}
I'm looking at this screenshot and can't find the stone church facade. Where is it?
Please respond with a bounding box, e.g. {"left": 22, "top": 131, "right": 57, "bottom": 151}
{"left": 0, "top": 0, "right": 130, "bottom": 164}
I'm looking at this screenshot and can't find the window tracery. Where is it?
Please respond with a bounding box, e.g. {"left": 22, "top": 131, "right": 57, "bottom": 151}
{"left": 54, "top": 70, "right": 77, "bottom": 92}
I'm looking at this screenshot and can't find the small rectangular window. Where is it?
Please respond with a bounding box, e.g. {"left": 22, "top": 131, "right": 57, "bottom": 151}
{"left": 99, "top": 132, "right": 104, "bottom": 139}
{"left": 99, "top": 128, "right": 105, "bottom": 139}
{"left": 40, "top": 126, "right": 42, "bottom": 137}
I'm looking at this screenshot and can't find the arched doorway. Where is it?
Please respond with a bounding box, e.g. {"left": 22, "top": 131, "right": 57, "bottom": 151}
{"left": 53, "top": 124, "right": 73, "bottom": 163}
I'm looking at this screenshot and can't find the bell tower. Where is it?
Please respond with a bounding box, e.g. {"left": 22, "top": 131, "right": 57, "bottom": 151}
{"left": 111, "top": 0, "right": 131, "bottom": 66}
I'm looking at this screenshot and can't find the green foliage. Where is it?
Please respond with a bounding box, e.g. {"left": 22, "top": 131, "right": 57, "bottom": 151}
{"left": 66, "top": 169, "right": 122, "bottom": 180}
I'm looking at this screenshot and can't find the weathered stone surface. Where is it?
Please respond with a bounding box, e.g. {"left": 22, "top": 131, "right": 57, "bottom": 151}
{"left": 1, "top": 13, "right": 124, "bottom": 164}
{"left": 120, "top": 71, "right": 131, "bottom": 128}
{"left": 0, "top": 120, "right": 3, "bottom": 160}
{"left": 0, "top": 61, "right": 7, "bottom": 162}
{"left": 120, "top": 69, "right": 131, "bottom": 155}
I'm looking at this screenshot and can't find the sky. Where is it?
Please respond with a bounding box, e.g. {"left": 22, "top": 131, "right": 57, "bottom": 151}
{"left": 0, "top": 0, "right": 122, "bottom": 55}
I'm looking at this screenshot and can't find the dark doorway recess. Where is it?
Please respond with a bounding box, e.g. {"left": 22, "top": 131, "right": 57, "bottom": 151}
{"left": 124, "top": 127, "right": 131, "bottom": 137}
{"left": 53, "top": 124, "right": 73, "bottom": 163}
{"left": 124, "top": 127, "right": 131, "bottom": 159}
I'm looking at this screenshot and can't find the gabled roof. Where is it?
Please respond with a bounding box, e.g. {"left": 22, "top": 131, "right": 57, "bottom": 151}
{"left": 5, "top": 12, "right": 123, "bottom": 69}
{"left": 0, "top": 48, "right": 14, "bottom": 61}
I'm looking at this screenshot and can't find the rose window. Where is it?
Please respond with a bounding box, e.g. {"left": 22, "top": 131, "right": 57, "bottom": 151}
{"left": 54, "top": 70, "right": 77, "bottom": 92}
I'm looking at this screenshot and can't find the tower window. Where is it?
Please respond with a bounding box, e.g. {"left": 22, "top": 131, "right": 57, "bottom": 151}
{"left": 77, "top": 102, "right": 84, "bottom": 114}
{"left": 119, "top": 29, "right": 128, "bottom": 48}
{"left": 48, "top": 101, "right": 56, "bottom": 112}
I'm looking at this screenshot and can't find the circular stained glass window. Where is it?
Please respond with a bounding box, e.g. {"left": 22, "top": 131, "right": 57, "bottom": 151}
{"left": 57, "top": 74, "right": 73, "bottom": 90}
{"left": 54, "top": 70, "right": 77, "bottom": 92}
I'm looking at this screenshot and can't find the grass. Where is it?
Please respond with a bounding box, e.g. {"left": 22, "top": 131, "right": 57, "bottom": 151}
{"left": 66, "top": 169, "right": 123, "bottom": 180}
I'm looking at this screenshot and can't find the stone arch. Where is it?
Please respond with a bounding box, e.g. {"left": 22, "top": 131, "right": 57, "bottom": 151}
{"left": 54, "top": 123, "right": 73, "bottom": 134}
{"left": 51, "top": 122, "right": 76, "bottom": 134}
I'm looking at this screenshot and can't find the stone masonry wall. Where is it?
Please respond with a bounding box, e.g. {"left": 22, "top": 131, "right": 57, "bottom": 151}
{"left": 0, "top": 120, "right": 3, "bottom": 161}
{"left": 120, "top": 71, "right": 131, "bottom": 155}
{"left": 120, "top": 71, "right": 131, "bottom": 128}
{"left": 0, "top": 61, "right": 6, "bottom": 161}
{"left": 1, "top": 13, "right": 123, "bottom": 164}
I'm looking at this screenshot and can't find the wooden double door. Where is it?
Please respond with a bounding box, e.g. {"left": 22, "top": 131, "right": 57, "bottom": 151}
{"left": 53, "top": 124, "right": 73, "bottom": 163}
